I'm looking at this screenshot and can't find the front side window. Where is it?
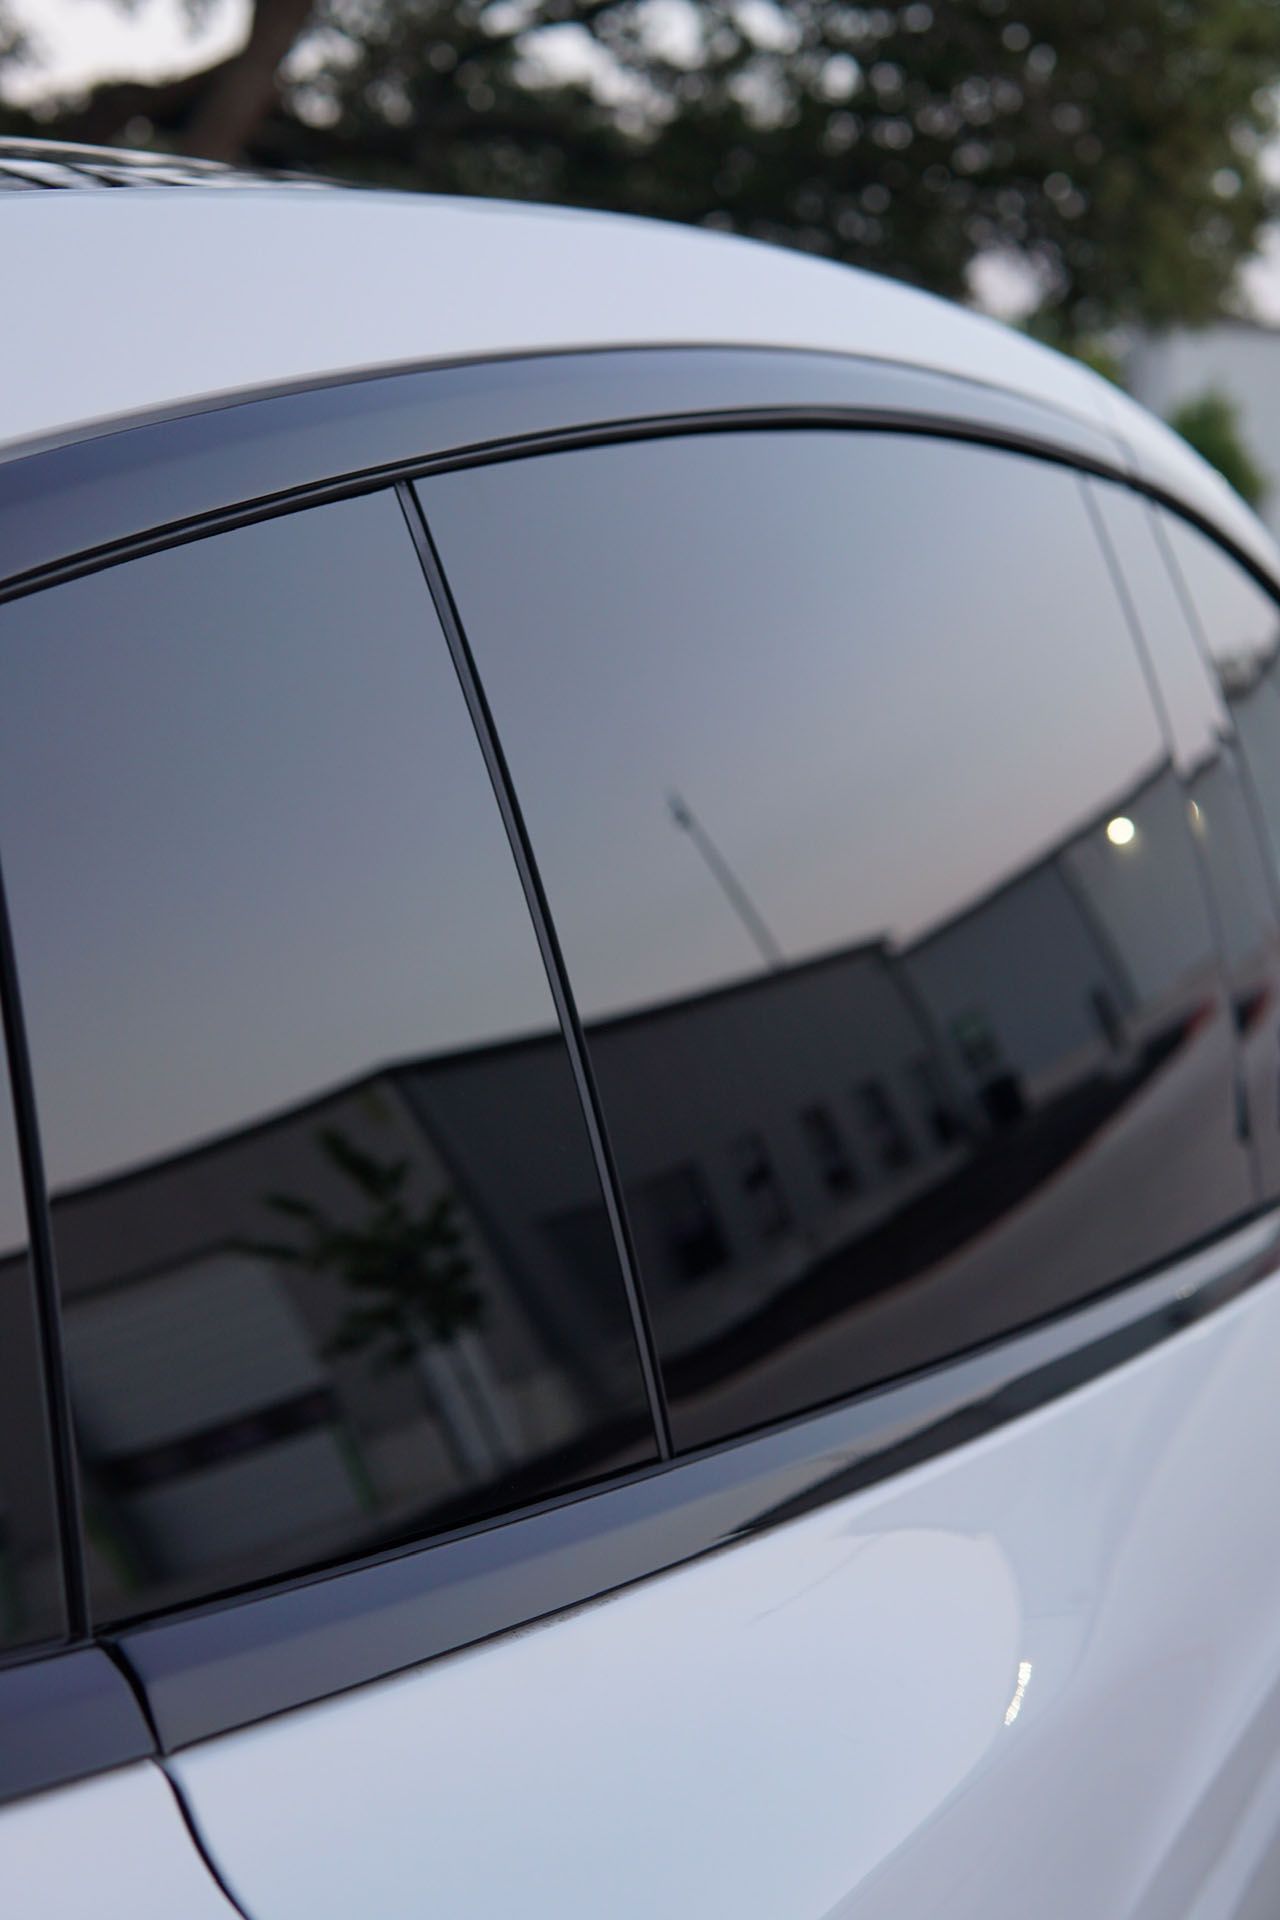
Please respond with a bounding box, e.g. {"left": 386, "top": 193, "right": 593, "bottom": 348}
{"left": 0, "top": 491, "right": 656, "bottom": 1624}
{"left": 421, "top": 431, "right": 1250, "bottom": 1449}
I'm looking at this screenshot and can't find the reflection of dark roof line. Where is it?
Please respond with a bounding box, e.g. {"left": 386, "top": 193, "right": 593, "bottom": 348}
{"left": 45, "top": 936, "right": 898, "bottom": 1211}
{"left": 904, "top": 750, "right": 1173, "bottom": 955}
{"left": 43, "top": 1039, "right": 545, "bottom": 1212}
{"left": 46, "top": 750, "right": 1177, "bottom": 1212}
{"left": 581, "top": 933, "right": 890, "bottom": 1038}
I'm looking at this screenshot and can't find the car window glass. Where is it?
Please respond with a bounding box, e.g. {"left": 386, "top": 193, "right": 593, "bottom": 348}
{"left": 1158, "top": 511, "right": 1280, "bottom": 883}
{"left": 1092, "top": 482, "right": 1280, "bottom": 1199}
{"left": 0, "top": 491, "right": 656, "bottom": 1624}
{"left": 421, "top": 432, "right": 1251, "bottom": 1449}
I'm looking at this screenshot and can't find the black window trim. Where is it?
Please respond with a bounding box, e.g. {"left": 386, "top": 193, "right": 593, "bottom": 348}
{"left": 113, "top": 1204, "right": 1280, "bottom": 1753}
{"left": 3, "top": 343, "right": 1280, "bottom": 1787}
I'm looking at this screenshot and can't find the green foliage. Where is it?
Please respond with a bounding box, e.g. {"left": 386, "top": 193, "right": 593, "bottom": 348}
{"left": 245, "top": 1125, "right": 486, "bottom": 1369}
{"left": 1168, "top": 386, "right": 1269, "bottom": 508}
{"left": 264, "top": 0, "right": 1280, "bottom": 340}
{"left": 5, "top": 0, "right": 1279, "bottom": 343}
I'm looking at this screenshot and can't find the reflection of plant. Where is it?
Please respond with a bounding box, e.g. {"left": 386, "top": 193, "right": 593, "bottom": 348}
{"left": 248, "top": 1127, "right": 485, "bottom": 1370}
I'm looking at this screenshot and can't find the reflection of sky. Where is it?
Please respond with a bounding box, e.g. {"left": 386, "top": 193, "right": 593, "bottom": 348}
{"left": 422, "top": 433, "right": 1169, "bottom": 1020}
{"left": 1090, "top": 485, "right": 1227, "bottom": 775}
{"left": 1164, "top": 510, "right": 1280, "bottom": 682}
{"left": 0, "top": 493, "right": 555, "bottom": 1191}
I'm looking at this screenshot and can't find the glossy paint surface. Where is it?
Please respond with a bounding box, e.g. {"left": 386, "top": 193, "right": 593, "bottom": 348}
{"left": 175, "top": 1249, "right": 1280, "bottom": 1919}
{"left": 0, "top": 1763, "right": 239, "bottom": 1918}
{"left": 2, "top": 185, "right": 1274, "bottom": 579}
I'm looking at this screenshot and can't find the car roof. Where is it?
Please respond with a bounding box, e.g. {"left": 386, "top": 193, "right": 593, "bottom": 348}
{"left": 3, "top": 142, "right": 1274, "bottom": 576}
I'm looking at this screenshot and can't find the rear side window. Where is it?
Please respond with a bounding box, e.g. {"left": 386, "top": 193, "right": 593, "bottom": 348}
{"left": 421, "top": 432, "right": 1251, "bottom": 1450}
{"left": 0, "top": 492, "right": 656, "bottom": 1625}
{"left": 1091, "top": 483, "right": 1280, "bottom": 1201}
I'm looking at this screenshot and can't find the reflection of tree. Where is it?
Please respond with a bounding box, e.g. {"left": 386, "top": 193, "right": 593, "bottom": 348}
{"left": 247, "top": 1127, "right": 512, "bottom": 1481}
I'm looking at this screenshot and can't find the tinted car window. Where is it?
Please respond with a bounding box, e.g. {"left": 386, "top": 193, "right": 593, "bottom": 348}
{"left": 421, "top": 432, "right": 1252, "bottom": 1450}
{"left": 1092, "top": 482, "right": 1280, "bottom": 1199}
{"left": 1158, "top": 512, "right": 1280, "bottom": 880}
{"left": 0, "top": 1052, "right": 66, "bottom": 1651}
{"left": 0, "top": 492, "right": 655, "bottom": 1625}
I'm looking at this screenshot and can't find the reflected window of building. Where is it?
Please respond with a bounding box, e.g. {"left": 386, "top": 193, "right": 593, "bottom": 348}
{"left": 0, "top": 491, "right": 657, "bottom": 1625}
{"left": 853, "top": 1080, "right": 917, "bottom": 1172}
{"left": 908, "top": 1056, "right": 965, "bottom": 1147}
{"left": 799, "top": 1103, "right": 859, "bottom": 1197}
{"left": 637, "top": 1165, "right": 730, "bottom": 1283}
{"left": 419, "top": 433, "right": 1251, "bottom": 1449}
{"left": 732, "top": 1130, "right": 793, "bottom": 1239}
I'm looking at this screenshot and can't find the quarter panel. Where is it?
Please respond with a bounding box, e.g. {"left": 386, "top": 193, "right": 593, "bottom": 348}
{"left": 170, "top": 1263, "right": 1280, "bottom": 1920}
{"left": 0, "top": 1763, "right": 241, "bottom": 1918}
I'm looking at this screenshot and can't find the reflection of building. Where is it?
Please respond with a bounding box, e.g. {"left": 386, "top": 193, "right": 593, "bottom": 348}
{"left": 30, "top": 734, "right": 1240, "bottom": 1619}
{"left": 37, "top": 1065, "right": 651, "bottom": 1617}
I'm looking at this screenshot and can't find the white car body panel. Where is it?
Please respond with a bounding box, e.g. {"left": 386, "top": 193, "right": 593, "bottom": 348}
{"left": 172, "top": 1230, "right": 1280, "bottom": 1920}
{"left": 4, "top": 185, "right": 1276, "bottom": 575}
{"left": 0, "top": 1763, "right": 241, "bottom": 1919}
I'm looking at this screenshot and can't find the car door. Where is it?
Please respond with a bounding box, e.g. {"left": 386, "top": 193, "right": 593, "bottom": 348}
{"left": 161, "top": 425, "right": 1280, "bottom": 1916}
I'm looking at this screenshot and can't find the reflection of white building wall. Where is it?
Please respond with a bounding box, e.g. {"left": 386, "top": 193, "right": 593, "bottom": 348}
{"left": 48, "top": 752, "right": 1229, "bottom": 1607}
{"left": 410, "top": 946, "right": 971, "bottom": 1364}
{"left": 904, "top": 858, "right": 1121, "bottom": 1100}
{"left": 54, "top": 1075, "right": 587, "bottom": 1611}
{"left": 1060, "top": 767, "right": 1211, "bottom": 1014}
{"left": 1126, "top": 321, "right": 1279, "bottom": 535}
{"left": 63, "top": 1251, "right": 363, "bottom": 1574}
{"left": 575, "top": 945, "right": 960, "bottom": 1350}
{"left": 906, "top": 765, "right": 1213, "bottom": 1107}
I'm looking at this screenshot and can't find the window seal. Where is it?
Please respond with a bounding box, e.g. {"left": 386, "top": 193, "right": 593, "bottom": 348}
{"left": 0, "top": 1646, "right": 153, "bottom": 1806}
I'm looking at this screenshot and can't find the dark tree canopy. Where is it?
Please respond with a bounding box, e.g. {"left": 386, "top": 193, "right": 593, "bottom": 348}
{"left": 6, "top": 0, "right": 1280, "bottom": 337}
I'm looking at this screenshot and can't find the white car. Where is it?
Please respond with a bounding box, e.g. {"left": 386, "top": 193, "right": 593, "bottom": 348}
{"left": 4, "top": 136, "right": 1280, "bottom": 1920}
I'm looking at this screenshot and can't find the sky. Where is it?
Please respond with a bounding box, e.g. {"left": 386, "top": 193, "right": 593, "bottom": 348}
{"left": 11, "top": 0, "right": 1280, "bottom": 326}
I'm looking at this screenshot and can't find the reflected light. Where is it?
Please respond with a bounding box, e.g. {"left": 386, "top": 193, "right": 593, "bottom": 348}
{"left": 1004, "top": 1659, "right": 1033, "bottom": 1726}
{"left": 1188, "top": 800, "right": 1205, "bottom": 834}
{"left": 1106, "top": 816, "right": 1136, "bottom": 847}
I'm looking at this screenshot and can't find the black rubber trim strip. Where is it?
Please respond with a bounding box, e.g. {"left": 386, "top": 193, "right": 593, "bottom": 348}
{"left": 0, "top": 857, "right": 88, "bottom": 1639}
{"left": 0, "top": 346, "right": 1124, "bottom": 599}
{"left": 3, "top": 345, "right": 1277, "bottom": 627}
{"left": 0, "top": 1647, "right": 153, "bottom": 1804}
{"left": 116, "top": 1206, "right": 1279, "bottom": 1753}
{"left": 395, "top": 482, "right": 672, "bottom": 1459}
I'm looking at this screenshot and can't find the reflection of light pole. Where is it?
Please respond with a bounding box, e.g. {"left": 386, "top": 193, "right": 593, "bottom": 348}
{"left": 668, "top": 790, "right": 785, "bottom": 971}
